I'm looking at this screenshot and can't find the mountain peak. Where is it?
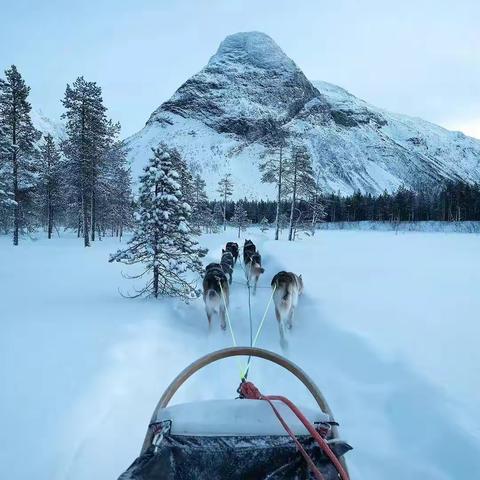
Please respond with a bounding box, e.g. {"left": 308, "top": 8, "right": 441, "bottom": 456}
{"left": 209, "top": 31, "right": 295, "bottom": 71}
{"left": 130, "top": 32, "right": 480, "bottom": 198}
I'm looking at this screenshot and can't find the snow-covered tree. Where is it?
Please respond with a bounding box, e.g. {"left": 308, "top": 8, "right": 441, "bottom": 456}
{"left": 110, "top": 145, "right": 207, "bottom": 299}
{"left": 37, "top": 134, "right": 62, "bottom": 238}
{"left": 284, "top": 146, "right": 315, "bottom": 241}
{"left": 231, "top": 202, "right": 249, "bottom": 238}
{"left": 62, "top": 76, "right": 119, "bottom": 246}
{"left": 260, "top": 216, "right": 270, "bottom": 232}
{"left": 0, "top": 65, "right": 41, "bottom": 244}
{"left": 217, "top": 173, "right": 233, "bottom": 231}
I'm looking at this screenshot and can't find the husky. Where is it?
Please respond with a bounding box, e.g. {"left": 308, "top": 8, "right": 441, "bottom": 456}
{"left": 243, "top": 239, "right": 256, "bottom": 264}
{"left": 271, "top": 271, "right": 304, "bottom": 348}
{"left": 205, "top": 262, "right": 223, "bottom": 273}
{"left": 225, "top": 242, "right": 239, "bottom": 264}
{"left": 221, "top": 250, "right": 234, "bottom": 284}
{"left": 203, "top": 267, "right": 229, "bottom": 330}
{"left": 245, "top": 251, "right": 264, "bottom": 295}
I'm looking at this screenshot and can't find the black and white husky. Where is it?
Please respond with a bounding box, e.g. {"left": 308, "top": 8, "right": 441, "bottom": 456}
{"left": 221, "top": 249, "right": 234, "bottom": 285}
{"left": 245, "top": 251, "right": 264, "bottom": 295}
{"left": 203, "top": 264, "right": 229, "bottom": 330}
{"left": 271, "top": 271, "right": 304, "bottom": 347}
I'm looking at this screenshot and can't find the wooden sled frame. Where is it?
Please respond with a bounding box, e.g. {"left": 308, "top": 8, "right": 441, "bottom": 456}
{"left": 141, "top": 346, "right": 348, "bottom": 473}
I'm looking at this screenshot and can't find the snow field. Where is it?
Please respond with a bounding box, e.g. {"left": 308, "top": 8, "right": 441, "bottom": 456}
{"left": 1, "top": 227, "right": 479, "bottom": 479}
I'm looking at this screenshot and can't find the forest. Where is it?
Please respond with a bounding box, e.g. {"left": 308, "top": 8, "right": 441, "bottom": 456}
{"left": 1, "top": 65, "right": 479, "bottom": 250}
{"left": 214, "top": 181, "right": 480, "bottom": 228}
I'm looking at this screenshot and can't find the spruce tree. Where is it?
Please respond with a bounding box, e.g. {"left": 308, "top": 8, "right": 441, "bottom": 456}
{"left": 0, "top": 65, "right": 41, "bottom": 244}
{"left": 110, "top": 145, "right": 206, "bottom": 299}
{"left": 260, "top": 216, "right": 270, "bottom": 232}
{"left": 217, "top": 173, "right": 233, "bottom": 231}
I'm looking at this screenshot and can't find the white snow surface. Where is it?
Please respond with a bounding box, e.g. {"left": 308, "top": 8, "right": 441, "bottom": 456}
{"left": 1, "top": 228, "right": 480, "bottom": 480}
{"left": 123, "top": 32, "right": 480, "bottom": 199}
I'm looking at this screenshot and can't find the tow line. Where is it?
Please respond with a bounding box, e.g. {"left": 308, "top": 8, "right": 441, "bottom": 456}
{"left": 239, "top": 380, "right": 350, "bottom": 480}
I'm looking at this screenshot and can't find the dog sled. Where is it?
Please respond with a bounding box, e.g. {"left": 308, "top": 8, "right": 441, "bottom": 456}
{"left": 118, "top": 347, "right": 351, "bottom": 480}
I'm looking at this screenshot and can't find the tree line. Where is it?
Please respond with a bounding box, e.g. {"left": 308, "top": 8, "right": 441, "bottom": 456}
{"left": 207, "top": 181, "right": 480, "bottom": 231}
{"left": 0, "top": 65, "right": 133, "bottom": 245}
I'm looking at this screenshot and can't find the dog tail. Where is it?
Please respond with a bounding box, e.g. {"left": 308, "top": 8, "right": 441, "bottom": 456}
{"left": 273, "top": 282, "right": 290, "bottom": 306}
{"left": 208, "top": 289, "right": 218, "bottom": 299}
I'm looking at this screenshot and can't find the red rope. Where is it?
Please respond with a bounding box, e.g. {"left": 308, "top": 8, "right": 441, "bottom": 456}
{"left": 239, "top": 381, "right": 349, "bottom": 480}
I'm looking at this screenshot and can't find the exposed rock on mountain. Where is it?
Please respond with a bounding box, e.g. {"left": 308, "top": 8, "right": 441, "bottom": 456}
{"left": 124, "top": 31, "right": 480, "bottom": 198}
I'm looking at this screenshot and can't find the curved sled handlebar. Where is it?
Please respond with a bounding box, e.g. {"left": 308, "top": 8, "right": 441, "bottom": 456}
{"left": 141, "top": 347, "right": 342, "bottom": 459}
{"left": 158, "top": 346, "right": 334, "bottom": 412}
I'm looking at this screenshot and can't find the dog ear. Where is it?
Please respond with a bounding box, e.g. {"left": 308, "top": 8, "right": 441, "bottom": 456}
{"left": 299, "top": 274, "right": 302, "bottom": 278}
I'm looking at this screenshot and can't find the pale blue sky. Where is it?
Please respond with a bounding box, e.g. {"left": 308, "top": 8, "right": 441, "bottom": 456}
{"left": 1, "top": 0, "right": 479, "bottom": 137}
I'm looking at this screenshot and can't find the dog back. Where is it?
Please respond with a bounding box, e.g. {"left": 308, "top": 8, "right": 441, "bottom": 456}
{"left": 243, "top": 239, "right": 256, "bottom": 263}
{"left": 203, "top": 269, "right": 228, "bottom": 293}
{"left": 271, "top": 271, "right": 301, "bottom": 297}
{"left": 225, "top": 242, "right": 239, "bottom": 257}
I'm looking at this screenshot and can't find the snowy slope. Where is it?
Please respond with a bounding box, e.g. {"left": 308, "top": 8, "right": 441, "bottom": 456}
{"left": 31, "top": 109, "right": 65, "bottom": 142}
{"left": 1, "top": 229, "right": 480, "bottom": 479}
{"left": 124, "top": 32, "right": 480, "bottom": 199}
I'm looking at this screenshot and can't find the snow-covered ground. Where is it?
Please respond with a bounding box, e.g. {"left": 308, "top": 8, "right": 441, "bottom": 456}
{"left": 1, "top": 228, "right": 480, "bottom": 480}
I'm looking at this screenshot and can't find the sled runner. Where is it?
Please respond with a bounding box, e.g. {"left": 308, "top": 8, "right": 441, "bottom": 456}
{"left": 118, "top": 347, "right": 351, "bottom": 480}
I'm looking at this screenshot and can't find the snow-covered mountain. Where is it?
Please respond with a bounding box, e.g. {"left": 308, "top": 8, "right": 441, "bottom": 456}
{"left": 31, "top": 109, "right": 65, "bottom": 143}
{"left": 124, "top": 31, "right": 480, "bottom": 198}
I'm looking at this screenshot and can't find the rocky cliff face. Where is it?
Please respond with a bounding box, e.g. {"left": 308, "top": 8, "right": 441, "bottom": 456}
{"left": 125, "top": 31, "right": 480, "bottom": 198}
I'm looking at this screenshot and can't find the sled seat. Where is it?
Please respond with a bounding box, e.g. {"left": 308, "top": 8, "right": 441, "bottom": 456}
{"left": 154, "top": 399, "right": 333, "bottom": 437}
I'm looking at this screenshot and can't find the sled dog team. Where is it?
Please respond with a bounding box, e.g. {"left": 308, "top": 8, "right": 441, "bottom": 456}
{"left": 202, "top": 239, "right": 303, "bottom": 346}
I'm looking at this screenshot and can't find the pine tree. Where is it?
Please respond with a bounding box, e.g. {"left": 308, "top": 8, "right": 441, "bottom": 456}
{"left": 217, "top": 173, "right": 233, "bottom": 231}
{"left": 61, "top": 76, "right": 119, "bottom": 247}
{"left": 110, "top": 145, "right": 207, "bottom": 299}
{"left": 37, "top": 134, "right": 62, "bottom": 238}
{"left": 0, "top": 65, "right": 41, "bottom": 245}
{"left": 231, "top": 202, "right": 249, "bottom": 238}
{"left": 259, "top": 127, "right": 288, "bottom": 240}
{"left": 284, "top": 146, "right": 315, "bottom": 241}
